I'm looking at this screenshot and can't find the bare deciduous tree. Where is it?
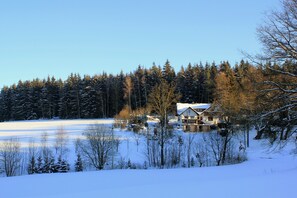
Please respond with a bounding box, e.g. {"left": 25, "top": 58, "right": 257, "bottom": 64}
{"left": 185, "top": 134, "right": 195, "bottom": 168}
{"left": 40, "top": 132, "right": 54, "bottom": 173}
{"left": 194, "top": 142, "right": 209, "bottom": 167}
{"left": 133, "top": 133, "right": 141, "bottom": 152}
{"left": 202, "top": 132, "right": 234, "bottom": 166}
{"left": 76, "top": 125, "right": 116, "bottom": 170}
{"left": 148, "top": 80, "right": 180, "bottom": 167}
{"left": 145, "top": 137, "right": 160, "bottom": 167}
{"left": 257, "top": 0, "right": 297, "bottom": 62}
{"left": 54, "top": 126, "right": 69, "bottom": 159}
{"left": 255, "top": 0, "right": 297, "bottom": 142}
{"left": 40, "top": 132, "right": 53, "bottom": 161}
{"left": 0, "top": 139, "right": 22, "bottom": 177}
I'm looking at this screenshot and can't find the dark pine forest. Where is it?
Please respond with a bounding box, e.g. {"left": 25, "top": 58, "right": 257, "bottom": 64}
{"left": 0, "top": 60, "right": 249, "bottom": 121}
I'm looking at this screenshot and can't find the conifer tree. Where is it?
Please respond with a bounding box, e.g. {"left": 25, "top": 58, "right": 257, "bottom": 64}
{"left": 60, "top": 159, "right": 70, "bottom": 173}
{"left": 80, "top": 76, "right": 97, "bottom": 118}
{"left": 183, "top": 63, "right": 195, "bottom": 102}
{"left": 0, "top": 86, "right": 12, "bottom": 121}
{"left": 36, "top": 156, "right": 43, "bottom": 174}
{"left": 75, "top": 154, "right": 83, "bottom": 172}
{"left": 27, "top": 156, "right": 37, "bottom": 174}
{"left": 54, "top": 155, "right": 69, "bottom": 173}
{"left": 162, "top": 60, "right": 176, "bottom": 84}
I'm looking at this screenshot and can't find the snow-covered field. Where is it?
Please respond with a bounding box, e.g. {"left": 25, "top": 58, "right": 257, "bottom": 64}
{"left": 0, "top": 119, "right": 114, "bottom": 143}
{"left": 0, "top": 119, "right": 296, "bottom": 198}
{"left": 0, "top": 119, "right": 144, "bottom": 164}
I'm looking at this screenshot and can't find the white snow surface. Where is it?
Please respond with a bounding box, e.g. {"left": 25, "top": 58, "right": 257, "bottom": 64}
{"left": 0, "top": 119, "right": 296, "bottom": 198}
{"left": 176, "top": 103, "right": 211, "bottom": 115}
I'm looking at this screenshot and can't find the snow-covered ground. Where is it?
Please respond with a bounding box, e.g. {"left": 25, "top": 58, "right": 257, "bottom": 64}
{"left": 0, "top": 119, "right": 114, "bottom": 143}
{"left": 0, "top": 119, "right": 296, "bottom": 198}
{"left": 0, "top": 119, "right": 149, "bottom": 169}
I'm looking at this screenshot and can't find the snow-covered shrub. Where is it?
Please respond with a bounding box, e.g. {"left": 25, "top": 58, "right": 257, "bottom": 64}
{"left": 55, "top": 156, "right": 70, "bottom": 173}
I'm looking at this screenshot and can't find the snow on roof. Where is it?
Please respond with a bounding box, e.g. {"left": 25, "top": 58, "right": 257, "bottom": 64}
{"left": 176, "top": 103, "right": 211, "bottom": 115}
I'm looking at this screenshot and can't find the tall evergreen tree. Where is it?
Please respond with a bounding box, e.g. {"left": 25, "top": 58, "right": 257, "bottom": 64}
{"left": 80, "top": 75, "right": 97, "bottom": 118}
{"left": 0, "top": 86, "right": 13, "bottom": 121}
{"left": 27, "top": 155, "right": 37, "bottom": 175}
{"left": 162, "top": 60, "right": 176, "bottom": 84}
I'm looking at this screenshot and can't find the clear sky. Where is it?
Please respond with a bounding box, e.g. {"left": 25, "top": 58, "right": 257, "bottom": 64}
{"left": 0, "top": 0, "right": 280, "bottom": 87}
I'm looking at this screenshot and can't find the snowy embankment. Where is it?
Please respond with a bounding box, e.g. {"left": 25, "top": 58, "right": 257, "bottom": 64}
{"left": 1, "top": 155, "right": 296, "bottom": 198}
{"left": 0, "top": 119, "right": 296, "bottom": 198}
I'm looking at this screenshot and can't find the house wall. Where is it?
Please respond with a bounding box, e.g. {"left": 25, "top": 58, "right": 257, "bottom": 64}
{"left": 179, "top": 108, "right": 199, "bottom": 125}
{"left": 181, "top": 108, "right": 198, "bottom": 118}
{"left": 179, "top": 113, "right": 221, "bottom": 132}
{"left": 201, "top": 116, "right": 220, "bottom": 125}
{"left": 177, "top": 103, "right": 223, "bottom": 132}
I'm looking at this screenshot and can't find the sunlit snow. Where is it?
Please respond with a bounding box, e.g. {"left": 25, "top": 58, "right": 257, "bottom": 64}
{"left": 0, "top": 119, "right": 296, "bottom": 198}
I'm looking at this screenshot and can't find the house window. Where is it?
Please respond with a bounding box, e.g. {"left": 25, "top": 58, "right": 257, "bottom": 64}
{"left": 188, "top": 119, "right": 196, "bottom": 123}
{"left": 208, "top": 117, "right": 213, "bottom": 121}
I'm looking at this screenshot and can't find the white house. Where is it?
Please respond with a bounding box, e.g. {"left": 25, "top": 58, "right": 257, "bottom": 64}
{"left": 177, "top": 103, "right": 222, "bottom": 132}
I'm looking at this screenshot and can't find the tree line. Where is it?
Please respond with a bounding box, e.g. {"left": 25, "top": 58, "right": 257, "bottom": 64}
{"left": 0, "top": 58, "right": 294, "bottom": 145}
{"left": 0, "top": 60, "right": 221, "bottom": 121}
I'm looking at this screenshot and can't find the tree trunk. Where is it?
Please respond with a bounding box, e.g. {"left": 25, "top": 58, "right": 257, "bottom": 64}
{"left": 221, "top": 132, "right": 229, "bottom": 165}
{"left": 254, "top": 129, "right": 263, "bottom": 140}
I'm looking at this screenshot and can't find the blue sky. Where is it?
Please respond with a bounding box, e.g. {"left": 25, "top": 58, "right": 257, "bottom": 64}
{"left": 0, "top": 0, "right": 280, "bottom": 87}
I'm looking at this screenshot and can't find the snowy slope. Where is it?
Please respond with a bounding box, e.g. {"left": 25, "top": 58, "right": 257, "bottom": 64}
{"left": 0, "top": 119, "right": 296, "bottom": 198}
{"left": 0, "top": 154, "right": 296, "bottom": 198}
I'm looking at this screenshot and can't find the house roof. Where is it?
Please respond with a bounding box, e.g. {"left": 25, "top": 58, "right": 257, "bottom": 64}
{"left": 177, "top": 103, "right": 211, "bottom": 115}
